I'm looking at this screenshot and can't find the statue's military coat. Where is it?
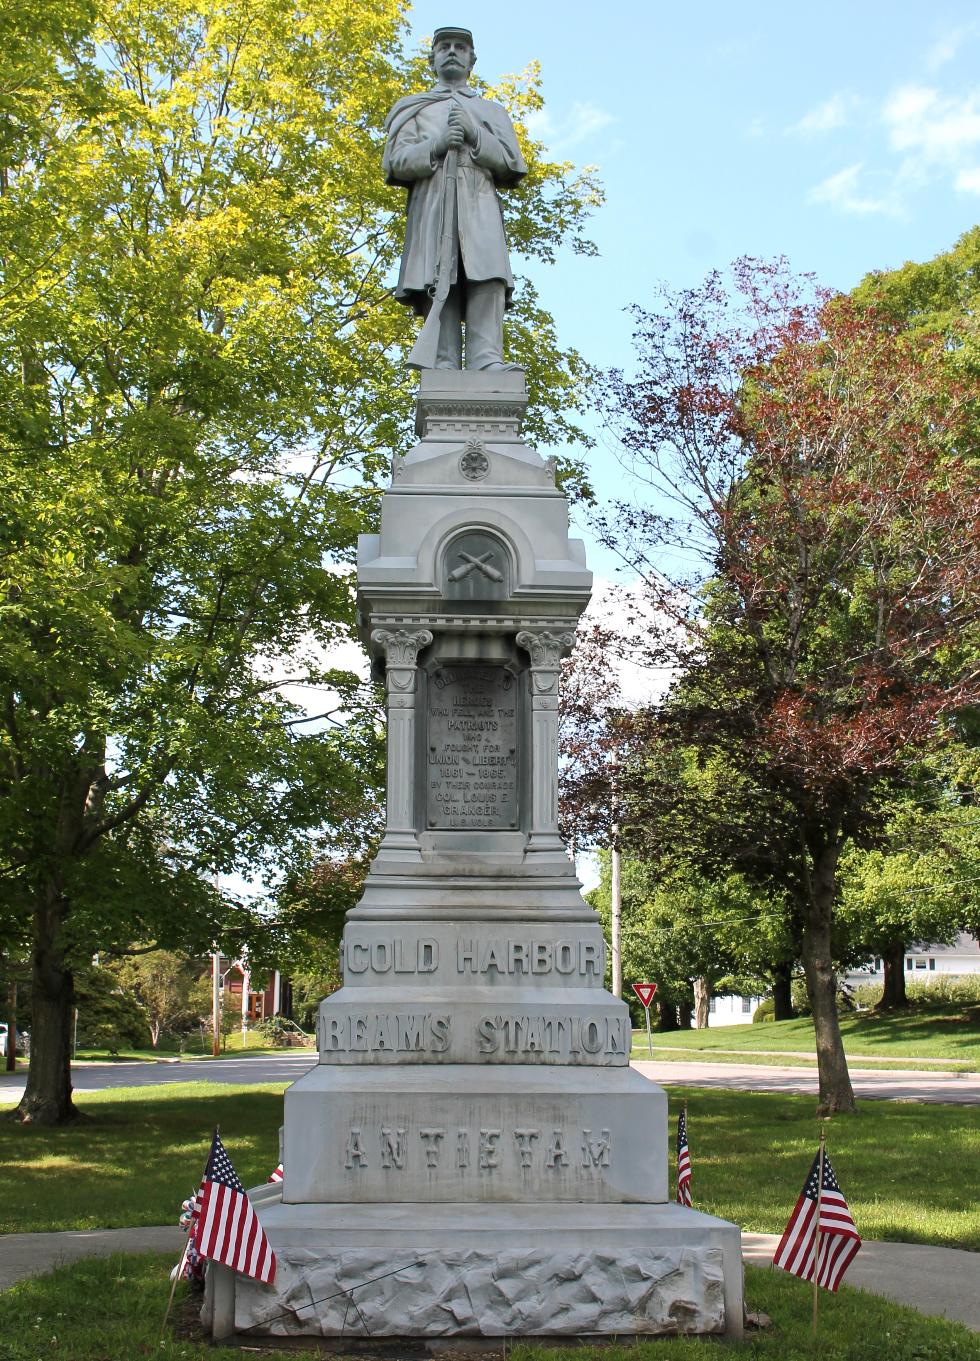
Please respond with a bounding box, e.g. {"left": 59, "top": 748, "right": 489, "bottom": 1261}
{"left": 383, "top": 85, "right": 527, "bottom": 314}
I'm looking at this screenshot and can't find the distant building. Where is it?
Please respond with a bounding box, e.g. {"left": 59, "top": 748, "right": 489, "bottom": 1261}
{"left": 845, "top": 932, "right": 980, "bottom": 988}
{"left": 706, "top": 993, "right": 766, "bottom": 1027}
{"left": 218, "top": 959, "right": 293, "bottom": 1022}
{"left": 705, "top": 933, "right": 980, "bottom": 1027}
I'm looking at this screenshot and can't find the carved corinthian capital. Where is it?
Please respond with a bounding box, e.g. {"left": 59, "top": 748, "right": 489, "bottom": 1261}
{"left": 372, "top": 629, "right": 434, "bottom": 668}
{"left": 516, "top": 630, "right": 575, "bottom": 670}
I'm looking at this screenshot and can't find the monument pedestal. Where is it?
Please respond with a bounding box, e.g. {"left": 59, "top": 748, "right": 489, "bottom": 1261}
{"left": 204, "top": 373, "right": 742, "bottom": 1340}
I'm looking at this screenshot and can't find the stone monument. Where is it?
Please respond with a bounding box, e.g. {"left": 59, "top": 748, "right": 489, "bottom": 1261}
{"left": 203, "top": 24, "right": 743, "bottom": 1342}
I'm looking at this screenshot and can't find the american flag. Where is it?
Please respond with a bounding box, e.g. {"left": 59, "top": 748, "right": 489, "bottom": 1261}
{"left": 269, "top": 1163, "right": 283, "bottom": 1183}
{"left": 773, "top": 1149, "right": 861, "bottom": 1292}
{"left": 676, "top": 1107, "right": 692, "bottom": 1206}
{"left": 191, "top": 1131, "right": 276, "bottom": 1285}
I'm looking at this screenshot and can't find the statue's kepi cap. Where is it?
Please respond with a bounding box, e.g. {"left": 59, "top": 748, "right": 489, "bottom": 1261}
{"left": 432, "top": 26, "right": 474, "bottom": 46}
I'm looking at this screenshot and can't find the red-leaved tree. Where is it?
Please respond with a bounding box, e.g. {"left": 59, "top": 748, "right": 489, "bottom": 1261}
{"left": 598, "top": 259, "right": 980, "bottom": 1113}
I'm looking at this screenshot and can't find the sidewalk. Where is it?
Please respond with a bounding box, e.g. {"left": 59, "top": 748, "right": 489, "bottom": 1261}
{"left": 742, "top": 1232, "right": 980, "bottom": 1332}
{"left": 1, "top": 1226, "right": 977, "bottom": 1331}
{"left": 631, "top": 1057, "right": 980, "bottom": 1104}
{"left": 643, "top": 1046, "right": 974, "bottom": 1067}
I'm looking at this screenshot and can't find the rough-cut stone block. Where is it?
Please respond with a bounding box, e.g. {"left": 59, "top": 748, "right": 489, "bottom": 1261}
{"left": 212, "top": 1201, "right": 742, "bottom": 1339}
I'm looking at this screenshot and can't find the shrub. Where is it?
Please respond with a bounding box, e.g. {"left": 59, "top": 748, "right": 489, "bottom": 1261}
{"left": 752, "top": 998, "right": 775, "bottom": 1023}
{"left": 907, "top": 976, "right": 980, "bottom": 1008}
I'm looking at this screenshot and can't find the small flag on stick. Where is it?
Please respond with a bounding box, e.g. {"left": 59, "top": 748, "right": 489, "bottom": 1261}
{"left": 676, "top": 1105, "right": 692, "bottom": 1207}
{"left": 192, "top": 1130, "right": 277, "bottom": 1285}
{"left": 269, "top": 1163, "right": 283, "bottom": 1183}
{"left": 773, "top": 1139, "right": 861, "bottom": 1294}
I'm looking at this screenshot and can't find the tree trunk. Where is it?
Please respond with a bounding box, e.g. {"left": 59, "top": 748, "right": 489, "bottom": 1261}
{"left": 12, "top": 896, "right": 79, "bottom": 1125}
{"left": 657, "top": 1001, "right": 679, "bottom": 1032}
{"left": 878, "top": 942, "right": 908, "bottom": 1009}
{"left": 693, "top": 976, "right": 711, "bottom": 1029}
{"left": 799, "top": 852, "right": 855, "bottom": 1115}
{"left": 772, "top": 962, "right": 795, "bottom": 1021}
{"left": 677, "top": 1000, "right": 693, "bottom": 1030}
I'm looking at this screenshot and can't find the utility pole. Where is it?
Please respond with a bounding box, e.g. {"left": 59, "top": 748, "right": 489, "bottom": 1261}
{"left": 211, "top": 950, "right": 221, "bottom": 1057}
{"left": 241, "top": 962, "right": 250, "bottom": 1046}
{"left": 610, "top": 750, "right": 622, "bottom": 999}
{"left": 5, "top": 981, "right": 16, "bottom": 1073}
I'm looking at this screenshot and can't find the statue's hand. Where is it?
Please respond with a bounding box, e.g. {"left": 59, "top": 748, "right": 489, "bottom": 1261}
{"left": 433, "top": 120, "right": 464, "bottom": 156}
{"left": 451, "top": 103, "right": 479, "bottom": 146}
{"left": 445, "top": 106, "right": 466, "bottom": 149}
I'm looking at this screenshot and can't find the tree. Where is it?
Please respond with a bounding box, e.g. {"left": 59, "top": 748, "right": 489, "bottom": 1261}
{"left": 599, "top": 259, "right": 980, "bottom": 1113}
{"left": 591, "top": 851, "right": 793, "bottom": 1027}
{"left": 1, "top": 0, "right": 601, "bottom": 1123}
{"left": 109, "top": 950, "right": 205, "bottom": 1047}
{"left": 836, "top": 773, "right": 980, "bottom": 1008}
{"left": 73, "top": 961, "right": 150, "bottom": 1053}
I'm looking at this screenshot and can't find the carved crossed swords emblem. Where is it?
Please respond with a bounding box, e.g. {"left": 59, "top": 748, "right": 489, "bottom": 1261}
{"left": 448, "top": 550, "right": 503, "bottom": 583}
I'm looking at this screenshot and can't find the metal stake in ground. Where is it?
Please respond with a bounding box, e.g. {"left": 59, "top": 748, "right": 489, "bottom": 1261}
{"left": 812, "top": 1124, "right": 826, "bottom": 1338}
{"left": 631, "top": 981, "right": 657, "bottom": 1057}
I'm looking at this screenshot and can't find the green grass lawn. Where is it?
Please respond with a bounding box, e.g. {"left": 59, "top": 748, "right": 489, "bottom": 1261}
{"left": 1, "top": 1082, "right": 978, "bottom": 1249}
{"left": 0, "top": 1253, "right": 976, "bottom": 1361}
{"left": 0, "top": 1083, "right": 286, "bottom": 1233}
{"left": 633, "top": 1007, "right": 980, "bottom": 1064}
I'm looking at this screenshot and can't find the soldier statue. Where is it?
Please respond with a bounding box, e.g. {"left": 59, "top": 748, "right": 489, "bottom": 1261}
{"left": 383, "top": 26, "right": 527, "bottom": 371}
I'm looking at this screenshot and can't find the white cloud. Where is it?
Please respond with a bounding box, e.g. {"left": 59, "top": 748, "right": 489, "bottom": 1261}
{"left": 955, "top": 166, "right": 980, "bottom": 194}
{"left": 883, "top": 83, "right": 980, "bottom": 164}
{"left": 807, "top": 163, "right": 900, "bottom": 218}
{"left": 925, "top": 24, "right": 978, "bottom": 72}
{"left": 787, "top": 92, "right": 860, "bottom": 136}
{"left": 526, "top": 100, "right": 616, "bottom": 155}
{"left": 579, "top": 578, "right": 676, "bottom": 709}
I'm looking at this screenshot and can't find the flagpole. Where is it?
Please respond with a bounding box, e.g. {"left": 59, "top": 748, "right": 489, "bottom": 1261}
{"left": 161, "top": 1236, "right": 190, "bottom": 1337}
{"left": 812, "top": 1124, "right": 826, "bottom": 1338}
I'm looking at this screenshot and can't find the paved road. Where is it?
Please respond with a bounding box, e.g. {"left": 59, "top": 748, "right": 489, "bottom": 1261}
{"left": 0, "top": 1053, "right": 316, "bottom": 1105}
{"left": 1, "top": 1226, "right": 976, "bottom": 1332}
{"left": 2, "top": 1053, "right": 978, "bottom": 1105}
{"left": 630, "top": 1058, "right": 980, "bottom": 1104}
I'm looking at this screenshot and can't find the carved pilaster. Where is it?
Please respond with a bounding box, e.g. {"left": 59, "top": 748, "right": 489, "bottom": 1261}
{"left": 373, "top": 629, "right": 433, "bottom": 855}
{"left": 517, "top": 630, "right": 575, "bottom": 854}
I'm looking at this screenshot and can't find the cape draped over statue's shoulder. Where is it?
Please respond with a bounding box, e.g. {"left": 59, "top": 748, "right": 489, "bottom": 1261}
{"left": 382, "top": 87, "right": 526, "bottom": 190}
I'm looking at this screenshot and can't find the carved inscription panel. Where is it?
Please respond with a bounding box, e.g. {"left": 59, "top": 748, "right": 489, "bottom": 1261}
{"left": 426, "top": 665, "right": 518, "bottom": 830}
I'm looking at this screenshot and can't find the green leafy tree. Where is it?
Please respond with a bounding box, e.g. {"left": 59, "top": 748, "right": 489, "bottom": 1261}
{"left": 108, "top": 949, "right": 205, "bottom": 1047}
{"left": 592, "top": 853, "right": 791, "bottom": 1029}
{"left": 1, "top": 0, "right": 601, "bottom": 1123}
{"left": 74, "top": 962, "right": 150, "bottom": 1053}
{"left": 837, "top": 774, "right": 980, "bottom": 1008}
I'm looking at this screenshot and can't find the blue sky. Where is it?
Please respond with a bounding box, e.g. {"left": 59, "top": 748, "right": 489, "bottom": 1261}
{"left": 236, "top": 5, "right": 980, "bottom": 899}
{"left": 403, "top": 1, "right": 980, "bottom": 572}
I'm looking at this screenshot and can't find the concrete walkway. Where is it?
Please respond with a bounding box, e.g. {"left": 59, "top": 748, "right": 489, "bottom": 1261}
{"left": 631, "top": 1058, "right": 980, "bottom": 1104}
{"left": 0, "top": 1225, "right": 184, "bottom": 1292}
{"left": 742, "top": 1232, "right": 980, "bottom": 1332}
{"left": 644, "top": 1046, "right": 975, "bottom": 1067}
{"left": 1, "top": 1226, "right": 977, "bottom": 1332}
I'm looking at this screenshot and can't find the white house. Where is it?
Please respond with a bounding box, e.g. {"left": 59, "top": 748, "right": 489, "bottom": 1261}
{"left": 706, "top": 993, "right": 767, "bottom": 1027}
{"left": 706, "top": 933, "right": 980, "bottom": 1027}
{"left": 845, "top": 932, "right": 980, "bottom": 988}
